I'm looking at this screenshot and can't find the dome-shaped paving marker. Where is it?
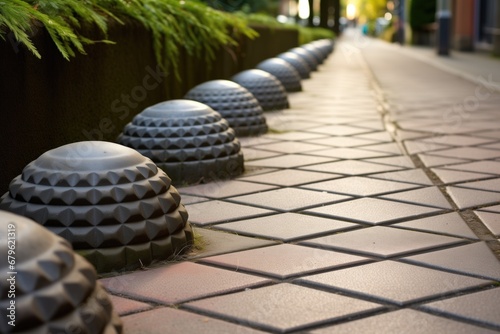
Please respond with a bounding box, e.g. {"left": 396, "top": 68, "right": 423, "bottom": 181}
{"left": 311, "top": 39, "right": 334, "bottom": 56}
{"left": 256, "top": 58, "right": 302, "bottom": 92}
{"left": 184, "top": 80, "right": 268, "bottom": 137}
{"left": 0, "top": 141, "right": 193, "bottom": 274}
{"left": 0, "top": 210, "right": 123, "bottom": 333}
{"left": 277, "top": 51, "right": 312, "bottom": 79}
{"left": 289, "top": 47, "right": 319, "bottom": 71}
{"left": 301, "top": 43, "right": 325, "bottom": 64}
{"left": 118, "top": 100, "right": 244, "bottom": 185}
{"left": 232, "top": 69, "right": 290, "bottom": 111}
{"left": 307, "top": 40, "right": 332, "bottom": 60}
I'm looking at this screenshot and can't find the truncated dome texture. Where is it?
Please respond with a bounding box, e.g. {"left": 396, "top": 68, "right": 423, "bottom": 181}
{"left": 184, "top": 80, "right": 268, "bottom": 137}
{"left": 118, "top": 100, "right": 244, "bottom": 185}
{"left": 277, "top": 52, "right": 312, "bottom": 79}
{"left": 288, "top": 47, "right": 319, "bottom": 71}
{"left": 0, "top": 211, "right": 122, "bottom": 333}
{"left": 0, "top": 141, "right": 193, "bottom": 273}
{"left": 256, "top": 58, "right": 302, "bottom": 92}
{"left": 231, "top": 69, "right": 289, "bottom": 111}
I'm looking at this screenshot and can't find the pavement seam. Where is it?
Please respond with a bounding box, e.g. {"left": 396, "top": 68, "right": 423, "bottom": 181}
{"left": 358, "top": 40, "right": 500, "bottom": 262}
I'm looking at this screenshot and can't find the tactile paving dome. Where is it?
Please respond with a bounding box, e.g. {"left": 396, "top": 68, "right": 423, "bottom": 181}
{"left": 231, "top": 69, "right": 289, "bottom": 111}
{"left": 256, "top": 58, "right": 303, "bottom": 92}
{"left": 118, "top": 99, "right": 244, "bottom": 185}
{"left": 185, "top": 80, "right": 268, "bottom": 137}
{"left": 0, "top": 141, "right": 193, "bottom": 273}
{"left": 0, "top": 210, "right": 123, "bottom": 333}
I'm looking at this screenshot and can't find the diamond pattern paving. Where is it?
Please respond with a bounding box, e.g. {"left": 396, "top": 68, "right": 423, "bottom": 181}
{"left": 420, "top": 288, "right": 500, "bottom": 330}
{"left": 184, "top": 283, "right": 384, "bottom": 333}
{"left": 306, "top": 198, "right": 443, "bottom": 225}
{"left": 213, "top": 212, "right": 357, "bottom": 242}
{"left": 185, "top": 200, "right": 274, "bottom": 225}
{"left": 299, "top": 261, "right": 492, "bottom": 305}
{"left": 301, "top": 160, "right": 403, "bottom": 175}
{"left": 402, "top": 242, "right": 500, "bottom": 280}
{"left": 100, "top": 262, "right": 270, "bottom": 305}
{"left": 179, "top": 180, "right": 276, "bottom": 199}
{"left": 199, "top": 244, "right": 370, "bottom": 279}
{"left": 228, "top": 187, "right": 351, "bottom": 212}
{"left": 311, "top": 309, "right": 498, "bottom": 334}
{"left": 238, "top": 169, "right": 340, "bottom": 187}
{"left": 379, "top": 187, "right": 453, "bottom": 209}
{"left": 122, "top": 307, "right": 267, "bottom": 334}
{"left": 393, "top": 212, "right": 478, "bottom": 239}
{"left": 299, "top": 226, "right": 463, "bottom": 258}
{"left": 302, "top": 176, "right": 419, "bottom": 196}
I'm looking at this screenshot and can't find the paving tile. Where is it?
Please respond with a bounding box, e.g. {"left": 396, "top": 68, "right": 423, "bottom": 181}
{"left": 302, "top": 176, "right": 420, "bottom": 197}
{"left": 431, "top": 168, "right": 492, "bottom": 184}
{"left": 428, "top": 147, "right": 500, "bottom": 160}
{"left": 306, "top": 198, "right": 442, "bottom": 225}
{"left": 419, "top": 288, "right": 500, "bottom": 329}
{"left": 306, "top": 147, "right": 391, "bottom": 159}
{"left": 307, "top": 125, "right": 373, "bottom": 136}
{"left": 478, "top": 204, "right": 500, "bottom": 213}
{"left": 418, "top": 154, "right": 469, "bottom": 167}
{"left": 299, "top": 261, "right": 492, "bottom": 306}
{"left": 179, "top": 194, "right": 209, "bottom": 205}
{"left": 228, "top": 188, "right": 351, "bottom": 212}
{"left": 311, "top": 309, "right": 498, "bottom": 334}
{"left": 299, "top": 226, "right": 463, "bottom": 258}
{"left": 122, "top": 307, "right": 267, "bottom": 334}
{"left": 306, "top": 136, "right": 379, "bottom": 147}
{"left": 187, "top": 228, "right": 277, "bottom": 259}
{"left": 263, "top": 131, "right": 327, "bottom": 141}
{"left": 454, "top": 178, "right": 500, "bottom": 192}
{"left": 241, "top": 147, "right": 281, "bottom": 161}
{"left": 419, "top": 134, "right": 496, "bottom": 146}
{"left": 200, "top": 244, "right": 370, "bottom": 279}
{"left": 238, "top": 136, "right": 277, "bottom": 147}
{"left": 361, "top": 142, "right": 405, "bottom": 154}
{"left": 251, "top": 141, "right": 327, "bottom": 154}
{"left": 245, "top": 154, "right": 333, "bottom": 168}
{"left": 213, "top": 212, "right": 357, "bottom": 242}
{"left": 446, "top": 187, "right": 500, "bottom": 209}
{"left": 395, "top": 129, "right": 431, "bottom": 141}
{"left": 179, "top": 180, "right": 276, "bottom": 199}
{"left": 185, "top": 200, "right": 275, "bottom": 225}
{"left": 479, "top": 130, "right": 500, "bottom": 139}
{"left": 393, "top": 212, "right": 478, "bottom": 239}
{"left": 355, "top": 131, "right": 395, "bottom": 142}
{"left": 368, "top": 169, "right": 434, "bottom": 185}
{"left": 363, "top": 156, "right": 415, "bottom": 168}
{"left": 100, "top": 262, "right": 270, "bottom": 305}
{"left": 474, "top": 211, "right": 500, "bottom": 237}
{"left": 301, "top": 160, "right": 403, "bottom": 175}
{"left": 237, "top": 169, "right": 340, "bottom": 187}
{"left": 184, "top": 283, "right": 384, "bottom": 333}
{"left": 443, "top": 161, "right": 500, "bottom": 175}
{"left": 404, "top": 141, "right": 452, "bottom": 155}
{"left": 109, "top": 295, "right": 152, "bottom": 316}
{"left": 379, "top": 187, "right": 453, "bottom": 209}
{"left": 402, "top": 242, "right": 500, "bottom": 280}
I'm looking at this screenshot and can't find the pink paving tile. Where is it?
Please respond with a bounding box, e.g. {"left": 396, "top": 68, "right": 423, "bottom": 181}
{"left": 251, "top": 141, "right": 327, "bottom": 154}
{"left": 474, "top": 211, "right": 500, "bottom": 237}
{"left": 109, "top": 295, "right": 152, "bottom": 316}
{"left": 368, "top": 169, "right": 434, "bottom": 185}
{"left": 300, "top": 160, "right": 403, "bottom": 175}
{"left": 199, "top": 244, "right": 370, "bottom": 279}
{"left": 393, "top": 212, "right": 478, "bottom": 239}
{"left": 246, "top": 154, "right": 334, "bottom": 168}
{"left": 431, "top": 168, "right": 492, "bottom": 184}
{"left": 379, "top": 187, "right": 453, "bottom": 209}
{"left": 100, "top": 262, "right": 270, "bottom": 305}
{"left": 306, "top": 124, "right": 374, "bottom": 136}
{"left": 237, "top": 169, "right": 341, "bottom": 187}
{"left": 306, "top": 147, "right": 392, "bottom": 159}
{"left": 446, "top": 187, "right": 500, "bottom": 209}
{"left": 123, "top": 307, "right": 267, "bottom": 333}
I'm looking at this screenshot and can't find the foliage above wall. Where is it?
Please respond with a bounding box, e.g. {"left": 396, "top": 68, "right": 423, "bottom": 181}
{"left": 0, "top": 0, "right": 258, "bottom": 76}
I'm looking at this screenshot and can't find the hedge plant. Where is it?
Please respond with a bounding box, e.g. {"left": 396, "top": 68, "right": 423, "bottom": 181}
{"left": 0, "top": 0, "right": 258, "bottom": 77}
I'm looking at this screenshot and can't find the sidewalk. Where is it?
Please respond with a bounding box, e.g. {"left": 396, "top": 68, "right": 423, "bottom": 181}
{"left": 100, "top": 30, "right": 500, "bottom": 333}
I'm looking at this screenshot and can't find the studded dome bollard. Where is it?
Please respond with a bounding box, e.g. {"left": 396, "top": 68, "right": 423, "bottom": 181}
{"left": 301, "top": 44, "right": 325, "bottom": 64}
{"left": 289, "top": 47, "right": 319, "bottom": 71}
{"left": 118, "top": 100, "right": 244, "bottom": 185}
{"left": 184, "top": 80, "right": 268, "bottom": 137}
{"left": 231, "top": 69, "right": 289, "bottom": 111}
{"left": 277, "top": 52, "right": 312, "bottom": 79}
{"left": 0, "top": 210, "right": 123, "bottom": 333}
{"left": 256, "top": 58, "right": 302, "bottom": 92}
{"left": 0, "top": 141, "right": 193, "bottom": 274}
